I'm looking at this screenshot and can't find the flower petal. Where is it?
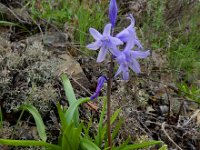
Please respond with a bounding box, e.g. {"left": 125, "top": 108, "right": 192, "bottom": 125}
{"left": 135, "top": 39, "right": 143, "bottom": 49}
{"left": 97, "top": 47, "right": 107, "bottom": 62}
{"left": 114, "top": 65, "right": 123, "bottom": 78}
{"left": 124, "top": 30, "right": 135, "bottom": 51}
{"left": 129, "top": 59, "right": 141, "bottom": 74}
{"left": 117, "top": 52, "right": 126, "bottom": 64}
{"left": 86, "top": 41, "right": 101, "bottom": 50}
{"left": 116, "top": 29, "right": 129, "bottom": 42}
{"left": 122, "top": 68, "right": 129, "bottom": 80}
{"left": 127, "top": 14, "right": 135, "bottom": 28}
{"left": 89, "top": 28, "right": 102, "bottom": 40}
{"left": 110, "top": 37, "right": 123, "bottom": 45}
{"left": 103, "top": 24, "right": 112, "bottom": 36}
{"left": 109, "top": 46, "right": 120, "bottom": 56}
{"left": 131, "top": 50, "right": 150, "bottom": 58}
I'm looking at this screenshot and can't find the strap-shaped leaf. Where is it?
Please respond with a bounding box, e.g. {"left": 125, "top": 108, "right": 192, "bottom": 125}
{"left": 65, "top": 98, "right": 89, "bottom": 126}
{"left": 56, "top": 103, "right": 67, "bottom": 131}
{"left": 80, "top": 138, "right": 101, "bottom": 150}
{"left": 121, "top": 141, "right": 161, "bottom": 150}
{"left": 104, "top": 109, "right": 122, "bottom": 148}
{"left": 0, "top": 139, "right": 60, "bottom": 149}
{"left": 114, "top": 136, "right": 131, "bottom": 150}
{"left": 111, "top": 118, "right": 123, "bottom": 140}
{"left": 0, "top": 21, "right": 29, "bottom": 31}
{"left": 101, "top": 108, "right": 121, "bottom": 142}
{"left": 95, "top": 97, "right": 106, "bottom": 147}
{"left": 62, "top": 122, "right": 83, "bottom": 150}
{"left": 159, "top": 144, "right": 168, "bottom": 150}
{"left": 61, "top": 74, "right": 79, "bottom": 126}
{"left": 20, "top": 105, "right": 47, "bottom": 142}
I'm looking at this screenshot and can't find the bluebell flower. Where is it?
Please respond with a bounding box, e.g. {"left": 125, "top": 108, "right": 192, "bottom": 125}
{"left": 115, "top": 31, "right": 150, "bottom": 80}
{"left": 116, "top": 14, "right": 143, "bottom": 49}
{"left": 90, "top": 76, "right": 107, "bottom": 100}
{"left": 87, "top": 23, "right": 123, "bottom": 62}
{"left": 109, "top": 0, "right": 118, "bottom": 28}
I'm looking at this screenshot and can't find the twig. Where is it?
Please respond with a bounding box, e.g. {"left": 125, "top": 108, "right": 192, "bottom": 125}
{"left": 161, "top": 122, "right": 183, "bottom": 150}
{"left": 136, "top": 114, "right": 153, "bottom": 139}
{"left": 182, "top": 109, "right": 200, "bottom": 127}
{"left": 6, "top": 6, "right": 29, "bottom": 24}
{"left": 69, "top": 75, "right": 91, "bottom": 95}
{"left": 175, "top": 100, "right": 184, "bottom": 123}
{"left": 69, "top": 75, "right": 99, "bottom": 111}
{"left": 165, "top": 88, "right": 171, "bottom": 124}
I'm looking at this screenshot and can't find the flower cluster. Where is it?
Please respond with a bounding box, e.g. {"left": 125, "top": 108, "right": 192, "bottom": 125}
{"left": 88, "top": 0, "right": 149, "bottom": 99}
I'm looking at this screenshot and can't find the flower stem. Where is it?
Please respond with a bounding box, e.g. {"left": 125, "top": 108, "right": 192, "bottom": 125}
{"left": 107, "top": 55, "right": 114, "bottom": 150}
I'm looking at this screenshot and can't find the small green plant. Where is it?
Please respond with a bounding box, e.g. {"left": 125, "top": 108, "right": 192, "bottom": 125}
{"left": 76, "top": 4, "right": 106, "bottom": 48}
{"left": 0, "top": 74, "right": 162, "bottom": 149}
{"left": 178, "top": 82, "right": 200, "bottom": 103}
{"left": 28, "top": 0, "right": 106, "bottom": 47}
{"left": 168, "top": 6, "right": 200, "bottom": 76}
{"left": 140, "top": 0, "right": 169, "bottom": 50}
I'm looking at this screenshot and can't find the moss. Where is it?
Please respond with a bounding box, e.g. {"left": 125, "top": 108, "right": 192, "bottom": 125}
{"left": 0, "top": 39, "right": 62, "bottom": 114}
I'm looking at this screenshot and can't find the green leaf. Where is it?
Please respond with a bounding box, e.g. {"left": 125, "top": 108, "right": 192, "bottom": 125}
{"left": 56, "top": 103, "right": 67, "bottom": 131}
{"left": 0, "top": 139, "right": 60, "bottom": 149}
{"left": 110, "top": 109, "right": 121, "bottom": 124}
{"left": 62, "top": 122, "right": 83, "bottom": 150}
{"left": 102, "top": 108, "right": 121, "bottom": 146}
{"left": 114, "top": 136, "right": 131, "bottom": 150}
{"left": 65, "top": 97, "right": 90, "bottom": 126}
{"left": 159, "top": 144, "right": 168, "bottom": 150}
{"left": 0, "top": 21, "right": 30, "bottom": 32}
{"left": 80, "top": 138, "right": 101, "bottom": 150}
{"left": 0, "top": 21, "right": 19, "bottom": 26}
{"left": 94, "top": 97, "right": 106, "bottom": 147}
{"left": 112, "top": 118, "right": 123, "bottom": 140}
{"left": 20, "top": 104, "right": 47, "bottom": 142}
{"left": 61, "top": 74, "right": 79, "bottom": 126}
{"left": 82, "top": 117, "right": 93, "bottom": 140}
{"left": 61, "top": 74, "right": 77, "bottom": 106}
{"left": 121, "top": 141, "right": 161, "bottom": 150}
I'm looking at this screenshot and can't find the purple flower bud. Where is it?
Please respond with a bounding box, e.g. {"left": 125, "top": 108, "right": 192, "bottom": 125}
{"left": 109, "top": 0, "right": 118, "bottom": 28}
{"left": 90, "top": 76, "right": 107, "bottom": 100}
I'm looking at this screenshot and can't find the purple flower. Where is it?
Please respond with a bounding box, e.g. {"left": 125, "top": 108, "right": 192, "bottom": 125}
{"left": 115, "top": 31, "right": 150, "bottom": 80}
{"left": 116, "top": 14, "right": 143, "bottom": 49}
{"left": 90, "top": 76, "right": 107, "bottom": 100}
{"left": 109, "top": 0, "right": 118, "bottom": 28}
{"left": 87, "top": 23, "right": 123, "bottom": 62}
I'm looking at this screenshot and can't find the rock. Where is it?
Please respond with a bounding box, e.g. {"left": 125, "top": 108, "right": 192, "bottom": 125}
{"left": 159, "top": 105, "right": 169, "bottom": 115}
{"left": 57, "top": 54, "right": 91, "bottom": 89}
{"left": 42, "top": 32, "right": 70, "bottom": 49}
